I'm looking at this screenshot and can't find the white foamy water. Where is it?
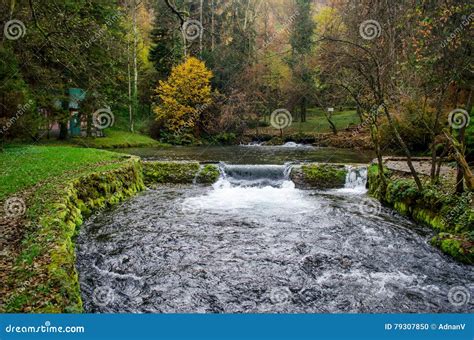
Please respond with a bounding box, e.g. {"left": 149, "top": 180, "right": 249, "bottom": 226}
{"left": 183, "top": 164, "right": 317, "bottom": 216}
{"left": 333, "top": 165, "right": 368, "bottom": 194}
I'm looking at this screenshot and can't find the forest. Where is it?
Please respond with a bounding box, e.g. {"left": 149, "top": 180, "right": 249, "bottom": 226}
{"left": 0, "top": 0, "right": 473, "bottom": 316}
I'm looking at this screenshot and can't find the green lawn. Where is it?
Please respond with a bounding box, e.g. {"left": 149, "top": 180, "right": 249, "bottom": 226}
{"left": 254, "top": 108, "right": 361, "bottom": 135}
{"left": 0, "top": 146, "right": 128, "bottom": 200}
{"left": 72, "top": 129, "right": 163, "bottom": 149}
{"left": 292, "top": 108, "right": 361, "bottom": 133}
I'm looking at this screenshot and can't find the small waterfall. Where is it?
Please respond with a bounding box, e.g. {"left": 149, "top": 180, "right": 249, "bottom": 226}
{"left": 344, "top": 165, "right": 368, "bottom": 191}
{"left": 218, "top": 163, "right": 293, "bottom": 188}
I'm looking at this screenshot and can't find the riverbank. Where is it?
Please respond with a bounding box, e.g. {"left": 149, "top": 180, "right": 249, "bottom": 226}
{"left": 367, "top": 158, "right": 473, "bottom": 264}
{"left": 0, "top": 146, "right": 145, "bottom": 312}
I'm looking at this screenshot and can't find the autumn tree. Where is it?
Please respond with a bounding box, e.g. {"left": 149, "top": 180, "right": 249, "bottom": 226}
{"left": 154, "top": 57, "right": 213, "bottom": 140}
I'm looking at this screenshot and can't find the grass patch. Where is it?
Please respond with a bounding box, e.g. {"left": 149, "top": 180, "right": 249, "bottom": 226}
{"left": 290, "top": 164, "right": 347, "bottom": 189}
{"left": 0, "top": 146, "right": 127, "bottom": 200}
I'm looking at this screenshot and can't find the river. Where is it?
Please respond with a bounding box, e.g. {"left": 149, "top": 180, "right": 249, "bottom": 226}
{"left": 115, "top": 144, "right": 374, "bottom": 164}
{"left": 76, "top": 151, "right": 473, "bottom": 313}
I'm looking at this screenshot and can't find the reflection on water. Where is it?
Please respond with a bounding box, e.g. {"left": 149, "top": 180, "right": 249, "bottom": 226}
{"left": 76, "top": 165, "right": 473, "bottom": 313}
{"left": 115, "top": 145, "right": 375, "bottom": 164}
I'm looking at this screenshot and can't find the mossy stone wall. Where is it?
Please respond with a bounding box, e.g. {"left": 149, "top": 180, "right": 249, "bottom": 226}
{"left": 143, "top": 161, "right": 220, "bottom": 186}
{"left": 367, "top": 164, "right": 473, "bottom": 264}
{"left": 290, "top": 164, "right": 347, "bottom": 189}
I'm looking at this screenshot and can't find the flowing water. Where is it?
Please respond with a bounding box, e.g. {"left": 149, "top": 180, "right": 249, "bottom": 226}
{"left": 116, "top": 145, "right": 374, "bottom": 164}
{"left": 76, "top": 164, "right": 473, "bottom": 313}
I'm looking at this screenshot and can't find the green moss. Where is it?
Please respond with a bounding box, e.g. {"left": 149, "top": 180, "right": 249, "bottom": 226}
{"left": 431, "top": 233, "right": 473, "bottom": 264}
{"left": 142, "top": 161, "right": 200, "bottom": 185}
{"left": 292, "top": 164, "right": 347, "bottom": 189}
{"left": 196, "top": 164, "right": 220, "bottom": 184}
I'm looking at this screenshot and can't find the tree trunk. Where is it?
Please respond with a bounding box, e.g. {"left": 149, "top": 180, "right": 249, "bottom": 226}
{"left": 445, "top": 131, "right": 474, "bottom": 191}
{"left": 430, "top": 87, "right": 447, "bottom": 183}
{"left": 199, "top": 0, "right": 203, "bottom": 55}
{"left": 383, "top": 106, "right": 423, "bottom": 191}
{"left": 59, "top": 121, "right": 68, "bottom": 140}
{"left": 127, "top": 37, "right": 133, "bottom": 133}
{"left": 356, "top": 106, "right": 363, "bottom": 124}
{"left": 211, "top": 0, "right": 215, "bottom": 51}
{"left": 131, "top": 0, "right": 138, "bottom": 133}
{"left": 455, "top": 126, "right": 466, "bottom": 193}
{"left": 455, "top": 89, "right": 473, "bottom": 193}
{"left": 300, "top": 97, "right": 306, "bottom": 123}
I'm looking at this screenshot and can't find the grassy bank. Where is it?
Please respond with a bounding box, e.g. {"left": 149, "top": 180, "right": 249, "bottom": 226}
{"left": 1, "top": 146, "right": 145, "bottom": 312}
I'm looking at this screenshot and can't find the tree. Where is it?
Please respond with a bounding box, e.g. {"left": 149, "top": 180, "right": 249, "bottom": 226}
{"left": 154, "top": 57, "right": 213, "bottom": 138}
{"left": 288, "top": 0, "right": 315, "bottom": 123}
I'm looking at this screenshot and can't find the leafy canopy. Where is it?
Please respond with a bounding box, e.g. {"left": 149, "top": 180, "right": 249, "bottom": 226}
{"left": 154, "top": 57, "right": 213, "bottom": 135}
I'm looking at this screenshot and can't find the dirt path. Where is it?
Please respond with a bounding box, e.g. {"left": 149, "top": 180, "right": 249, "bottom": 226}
{"left": 382, "top": 157, "right": 456, "bottom": 178}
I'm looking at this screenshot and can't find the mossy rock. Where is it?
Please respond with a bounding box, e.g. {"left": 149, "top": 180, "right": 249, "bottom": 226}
{"left": 291, "top": 164, "right": 347, "bottom": 189}
{"left": 142, "top": 161, "right": 200, "bottom": 185}
{"left": 196, "top": 164, "right": 220, "bottom": 184}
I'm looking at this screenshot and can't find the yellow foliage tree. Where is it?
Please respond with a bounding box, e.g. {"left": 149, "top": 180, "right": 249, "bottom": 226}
{"left": 154, "top": 57, "right": 213, "bottom": 136}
